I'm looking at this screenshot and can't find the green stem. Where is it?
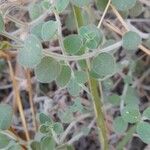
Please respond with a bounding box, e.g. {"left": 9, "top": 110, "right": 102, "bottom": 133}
{"left": 72, "top": 5, "right": 109, "bottom": 150}
{"left": 116, "top": 125, "right": 137, "bottom": 150}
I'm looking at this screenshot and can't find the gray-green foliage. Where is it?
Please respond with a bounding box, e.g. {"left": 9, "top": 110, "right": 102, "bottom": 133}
{"left": 64, "top": 34, "right": 83, "bottom": 54}
{"left": 71, "top": 0, "right": 90, "bottom": 7}
{"left": 56, "top": 65, "right": 71, "bottom": 87}
{"left": 122, "top": 31, "right": 142, "bottom": 50}
{"left": 41, "top": 21, "right": 58, "bottom": 41}
{"left": 136, "top": 122, "right": 150, "bottom": 144}
{"left": 0, "top": 133, "right": 10, "bottom": 149}
{"left": 55, "top": 0, "right": 70, "bottom": 13}
{"left": 18, "top": 34, "right": 43, "bottom": 68}
{"left": 121, "top": 106, "right": 141, "bottom": 123}
{"left": 91, "top": 53, "right": 116, "bottom": 79}
{"left": 0, "top": 104, "right": 13, "bottom": 130}
{"left": 113, "top": 116, "right": 128, "bottom": 133}
{"left": 35, "top": 57, "right": 61, "bottom": 83}
{"left": 112, "top": 0, "right": 137, "bottom": 11}
{"left": 29, "top": 3, "right": 43, "bottom": 20}
{"left": 79, "top": 25, "right": 103, "bottom": 49}
{"left": 142, "top": 107, "right": 150, "bottom": 120}
{"left": 0, "top": 14, "right": 4, "bottom": 32}
{"left": 129, "top": 1, "right": 143, "bottom": 17}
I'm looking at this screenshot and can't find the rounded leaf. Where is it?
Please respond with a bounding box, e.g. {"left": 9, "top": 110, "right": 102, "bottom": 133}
{"left": 39, "top": 113, "right": 53, "bottom": 124}
{"left": 56, "top": 65, "right": 71, "bottom": 87}
{"left": 67, "top": 78, "right": 82, "bottom": 96}
{"left": 113, "top": 116, "right": 128, "bottom": 133}
{"left": 79, "top": 25, "right": 103, "bottom": 49}
{"left": 0, "top": 133, "right": 10, "bottom": 149}
{"left": 31, "top": 22, "right": 43, "bottom": 39}
{"left": 30, "top": 141, "right": 41, "bottom": 150}
{"left": 136, "top": 122, "right": 150, "bottom": 144}
{"left": 0, "top": 104, "right": 13, "bottom": 130}
{"left": 108, "top": 94, "right": 120, "bottom": 106}
{"left": 0, "top": 14, "right": 4, "bottom": 32}
{"left": 74, "top": 70, "right": 88, "bottom": 84}
{"left": 71, "top": 0, "right": 90, "bottom": 7}
{"left": 96, "top": 0, "right": 109, "bottom": 11}
{"left": 53, "top": 122, "right": 64, "bottom": 134}
{"left": 122, "top": 106, "right": 141, "bottom": 123}
{"left": 91, "top": 53, "right": 116, "bottom": 79}
{"left": 35, "top": 57, "right": 61, "bottom": 83}
{"left": 41, "top": 21, "right": 58, "bottom": 41}
{"left": 64, "top": 34, "right": 83, "bottom": 54}
{"left": 55, "top": 0, "right": 69, "bottom": 13}
{"left": 129, "top": 1, "right": 143, "bottom": 17}
{"left": 18, "top": 34, "right": 43, "bottom": 68}
{"left": 41, "top": 137, "right": 55, "bottom": 150}
{"left": 122, "top": 31, "right": 142, "bottom": 50}
{"left": 143, "top": 107, "right": 150, "bottom": 120}
{"left": 29, "top": 4, "right": 43, "bottom": 20}
{"left": 112, "top": 0, "right": 137, "bottom": 11}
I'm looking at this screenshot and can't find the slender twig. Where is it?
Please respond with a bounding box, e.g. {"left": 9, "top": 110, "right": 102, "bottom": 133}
{"left": 25, "top": 69, "right": 37, "bottom": 132}
{"left": 43, "top": 41, "right": 122, "bottom": 61}
{"left": 67, "top": 118, "right": 96, "bottom": 144}
{"left": 60, "top": 113, "right": 92, "bottom": 143}
{"left": 7, "top": 60, "right": 30, "bottom": 141}
{"left": 97, "top": 0, "right": 111, "bottom": 28}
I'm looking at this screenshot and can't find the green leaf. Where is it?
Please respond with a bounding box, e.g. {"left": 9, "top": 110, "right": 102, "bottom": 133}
{"left": 0, "top": 14, "right": 4, "bottom": 32}
{"left": 67, "top": 78, "right": 82, "bottom": 96}
{"left": 35, "top": 57, "right": 61, "bottom": 83}
{"left": 18, "top": 34, "right": 43, "bottom": 68}
{"left": 143, "top": 107, "right": 150, "bottom": 120}
{"left": 58, "top": 109, "right": 74, "bottom": 124}
{"left": 41, "top": 0, "right": 51, "bottom": 10}
{"left": 129, "top": 1, "right": 143, "bottom": 17}
{"left": 74, "top": 70, "right": 88, "bottom": 84}
{"left": 122, "top": 106, "right": 141, "bottom": 123}
{"left": 53, "top": 122, "right": 64, "bottom": 134}
{"left": 0, "top": 104, "right": 13, "bottom": 130}
{"left": 96, "top": 0, "right": 109, "bottom": 11}
{"left": 39, "top": 124, "right": 50, "bottom": 134}
{"left": 56, "top": 65, "right": 71, "bottom": 87}
{"left": 136, "top": 122, "right": 150, "bottom": 144}
{"left": 79, "top": 25, "right": 103, "bottom": 49}
{"left": 8, "top": 143, "right": 22, "bottom": 150}
{"left": 64, "top": 34, "right": 83, "bottom": 55}
{"left": 124, "top": 86, "right": 139, "bottom": 105}
{"left": 0, "top": 133, "right": 10, "bottom": 149}
{"left": 41, "top": 136, "right": 55, "bottom": 150}
{"left": 30, "top": 141, "right": 41, "bottom": 150}
{"left": 71, "top": 0, "right": 90, "bottom": 7}
{"left": 55, "top": 0, "right": 69, "bottom": 13}
{"left": 39, "top": 113, "right": 53, "bottom": 124}
{"left": 31, "top": 22, "right": 43, "bottom": 39}
{"left": 122, "top": 31, "right": 142, "bottom": 50}
{"left": 41, "top": 21, "right": 58, "bottom": 41}
{"left": 113, "top": 116, "right": 128, "bottom": 133}
{"left": 108, "top": 94, "right": 121, "bottom": 106}
{"left": 29, "top": 3, "right": 43, "bottom": 20}
{"left": 65, "top": 12, "right": 76, "bottom": 31}
{"left": 91, "top": 53, "right": 116, "bottom": 79}
{"left": 112, "top": 0, "right": 137, "bottom": 11}
{"left": 69, "top": 98, "right": 83, "bottom": 113}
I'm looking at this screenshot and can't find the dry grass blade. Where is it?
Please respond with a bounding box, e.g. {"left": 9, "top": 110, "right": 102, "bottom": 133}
{"left": 110, "top": 5, "right": 150, "bottom": 55}
{"left": 25, "top": 69, "right": 37, "bottom": 132}
{"left": 7, "top": 59, "right": 30, "bottom": 141}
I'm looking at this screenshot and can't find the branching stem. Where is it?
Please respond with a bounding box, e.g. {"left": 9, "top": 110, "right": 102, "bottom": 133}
{"left": 72, "top": 5, "right": 109, "bottom": 150}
